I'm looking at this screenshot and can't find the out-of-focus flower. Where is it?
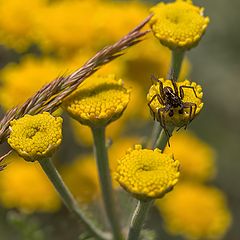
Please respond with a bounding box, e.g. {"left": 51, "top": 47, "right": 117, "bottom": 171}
{"left": 114, "top": 145, "right": 180, "bottom": 200}
{"left": 150, "top": 0, "right": 209, "bottom": 50}
{"left": 35, "top": 0, "right": 147, "bottom": 56}
{"left": 8, "top": 112, "right": 63, "bottom": 162}
{"left": 35, "top": 0, "right": 97, "bottom": 56}
{"left": 63, "top": 75, "right": 130, "bottom": 128}
{"left": 0, "top": 56, "right": 63, "bottom": 111}
{"left": 0, "top": 0, "right": 45, "bottom": 51}
{"left": 156, "top": 182, "right": 232, "bottom": 240}
{"left": 61, "top": 155, "right": 100, "bottom": 204}
{"left": 147, "top": 79, "right": 203, "bottom": 128}
{"left": 165, "top": 131, "right": 216, "bottom": 182}
{"left": 0, "top": 155, "right": 60, "bottom": 212}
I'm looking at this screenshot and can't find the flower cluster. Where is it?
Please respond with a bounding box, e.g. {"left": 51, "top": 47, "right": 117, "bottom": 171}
{"left": 147, "top": 78, "right": 203, "bottom": 128}
{"left": 156, "top": 182, "right": 231, "bottom": 240}
{"left": 8, "top": 112, "right": 63, "bottom": 161}
{"left": 63, "top": 75, "right": 130, "bottom": 127}
{"left": 164, "top": 131, "right": 216, "bottom": 182}
{"left": 114, "top": 145, "right": 180, "bottom": 200}
{"left": 0, "top": 155, "right": 60, "bottom": 212}
{"left": 150, "top": 0, "right": 210, "bottom": 50}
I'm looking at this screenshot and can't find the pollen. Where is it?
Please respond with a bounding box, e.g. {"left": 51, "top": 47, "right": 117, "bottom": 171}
{"left": 147, "top": 78, "right": 203, "bottom": 128}
{"left": 8, "top": 112, "right": 63, "bottom": 162}
{"left": 63, "top": 74, "right": 130, "bottom": 127}
{"left": 150, "top": 0, "right": 209, "bottom": 50}
{"left": 114, "top": 145, "right": 180, "bottom": 200}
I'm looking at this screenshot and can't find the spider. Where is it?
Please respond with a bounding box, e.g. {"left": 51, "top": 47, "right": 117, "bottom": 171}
{"left": 148, "top": 75, "right": 201, "bottom": 141}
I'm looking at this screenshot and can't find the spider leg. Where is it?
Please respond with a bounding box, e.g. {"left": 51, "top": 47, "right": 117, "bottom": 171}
{"left": 158, "top": 80, "right": 166, "bottom": 101}
{"left": 170, "top": 79, "right": 179, "bottom": 96}
{"left": 157, "top": 107, "right": 171, "bottom": 147}
{"left": 151, "top": 74, "right": 160, "bottom": 85}
{"left": 179, "top": 85, "right": 201, "bottom": 100}
{"left": 148, "top": 94, "right": 164, "bottom": 120}
{"left": 182, "top": 102, "right": 197, "bottom": 129}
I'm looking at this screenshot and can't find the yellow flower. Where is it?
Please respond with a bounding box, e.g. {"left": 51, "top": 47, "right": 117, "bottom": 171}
{"left": 150, "top": 0, "right": 209, "bottom": 50}
{"left": 0, "top": 155, "right": 60, "bottom": 212}
{"left": 114, "top": 145, "right": 180, "bottom": 200}
{"left": 0, "top": 0, "right": 45, "bottom": 51}
{"left": 35, "top": 0, "right": 97, "bottom": 56}
{"left": 61, "top": 155, "right": 100, "bottom": 204}
{"left": 156, "top": 182, "right": 232, "bottom": 240}
{"left": 8, "top": 112, "right": 63, "bottom": 162}
{"left": 165, "top": 131, "right": 216, "bottom": 182}
{"left": 147, "top": 78, "right": 203, "bottom": 128}
{"left": 63, "top": 75, "right": 130, "bottom": 128}
{"left": 0, "top": 56, "right": 63, "bottom": 111}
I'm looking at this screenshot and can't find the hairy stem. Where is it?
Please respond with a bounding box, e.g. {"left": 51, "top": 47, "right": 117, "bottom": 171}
{"left": 127, "top": 200, "right": 153, "bottom": 240}
{"left": 91, "top": 127, "right": 123, "bottom": 240}
{"left": 167, "top": 50, "right": 185, "bottom": 81}
{"left": 39, "top": 159, "right": 110, "bottom": 240}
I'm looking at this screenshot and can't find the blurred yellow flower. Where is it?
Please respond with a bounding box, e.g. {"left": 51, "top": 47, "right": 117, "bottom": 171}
{"left": 34, "top": 0, "right": 148, "bottom": 56}
{"left": 35, "top": 0, "right": 96, "bottom": 56}
{"left": 63, "top": 75, "right": 130, "bottom": 128}
{"left": 0, "top": 56, "right": 63, "bottom": 111}
{"left": 147, "top": 79, "right": 203, "bottom": 127}
{"left": 0, "top": 0, "right": 45, "bottom": 51}
{"left": 150, "top": 0, "right": 209, "bottom": 50}
{"left": 8, "top": 112, "right": 63, "bottom": 162}
{"left": 165, "top": 131, "right": 216, "bottom": 182}
{"left": 61, "top": 155, "right": 100, "bottom": 204}
{"left": 156, "top": 182, "right": 232, "bottom": 240}
{"left": 114, "top": 145, "right": 180, "bottom": 200}
{"left": 0, "top": 155, "right": 60, "bottom": 212}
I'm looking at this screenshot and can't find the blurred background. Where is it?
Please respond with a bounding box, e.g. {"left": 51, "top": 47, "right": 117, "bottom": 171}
{"left": 0, "top": 0, "right": 239, "bottom": 239}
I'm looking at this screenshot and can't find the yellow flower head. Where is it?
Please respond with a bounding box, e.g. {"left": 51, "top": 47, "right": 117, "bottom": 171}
{"left": 114, "top": 145, "right": 180, "bottom": 200}
{"left": 0, "top": 155, "right": 60, "bottom": 212}
{"left": 147, "top": 78, "right": 203, "bottom": 127}
{"left": 63, "top": 75, "right": 130, "bottom": 128}
{"left": 8, "top": 112, "right": 63, "bottom": 162}
{"left": 165, "top": 131, "right": 216, "bottom": 182}
{"left": 150, "top": 0, "right": 210, "bottom": 50}
{"left": 0, "top": 56, "right": 63, "bottom": 111}
{"left": 156, "top": 182, "right": 232, "bottom": 240}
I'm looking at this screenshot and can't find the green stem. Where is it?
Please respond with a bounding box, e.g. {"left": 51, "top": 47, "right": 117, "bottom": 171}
{"left": 167, "top": 50, "right": 185, "bottom": 81}
{"left": 154, "top": 126, "right": 175, "bottom": 150}
{"left": 127, "top": 200, "right": 153, "bottom": 240}
{"left": 91, "top": 127, "right": 123, "bottom": 240}
{"left": 147, "top": 120, "right": 161, "bottom": 148}
{"left": 39, "top": 159, "right": 110, "bottom": 240}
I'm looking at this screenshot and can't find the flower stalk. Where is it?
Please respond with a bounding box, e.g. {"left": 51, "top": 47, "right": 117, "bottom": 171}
{"left": 168, "top": 50, "right": 185, "bottom": 81}
{"left": 39, "top": 158, "right": 110, "bottom": 240}
{"left": 91, "top": 127, "right": 123, "bottom": 240}
{"left": 127, "top": 200, "right": 153, "bottom": 240}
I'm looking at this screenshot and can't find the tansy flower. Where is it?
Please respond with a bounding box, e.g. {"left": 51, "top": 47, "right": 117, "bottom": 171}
{"left": 0, "top": 56, "right": 63, "bottom": 111}
{"left": 114, "top": 145, "right": 180, "bottom": 200}
{"left": 147, "top": 78, "right": 203, "bottom": 128}
{"left": 150, "top": 0, "right": 209, "bottom": 50}
{"left": 0, "top": 0, "right": 45, "bottom": 51}
{"left": 165, "top": 131, "right": 216, "bottom": 182}
{"left": 63, "top": 75, "right": 130, "bottom": 128}
{"left": 61, "top": 155, "right": 100, "bottom": 204}
{"left": 0, "top": 155, "right": 60, "bottom": 212}
{"left": 156, "top": 182, "right": 232, "bottom": 240}
{"left": 8, "top": 112, "right": 63, "bottom": 162}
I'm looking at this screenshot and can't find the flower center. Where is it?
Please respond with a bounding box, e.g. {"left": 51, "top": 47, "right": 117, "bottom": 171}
{"left": 26, "top": 126, "right": 40, "bottom": 139}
